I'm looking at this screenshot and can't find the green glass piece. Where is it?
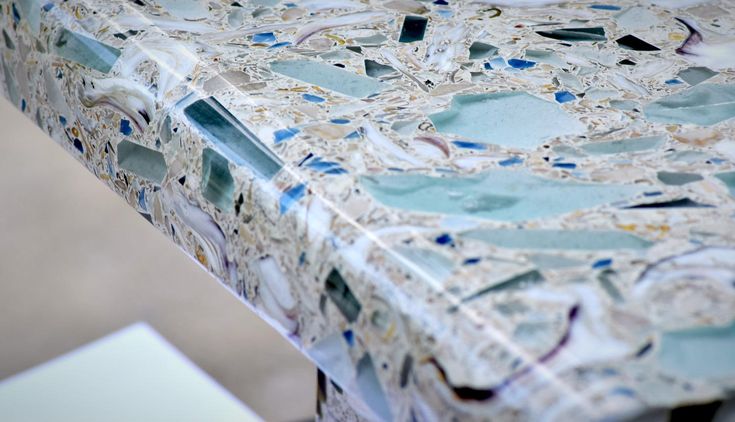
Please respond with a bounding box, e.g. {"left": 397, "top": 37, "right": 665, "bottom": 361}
{"left": 677, "top": 67, "right": 717, "bottom": 86}
{"left": 429, "top": 92, "right": 584, "bottom": 150}
{"left": 536, "top": 27, "right": 606, "bottom": 42}
{"left": 52, "top": 29, "right": 121, "bottom": 74}
{"left": 1, "top": 57, "right": 20, "bottom": 107}
{"left": 359, "top": 170, "right": 643, "bottom": 222}
{"left": 580, "top": 135, "right": 665, "bottom": 155}
{"left": 644, "top": 84, "right": 735, "bottom": 126}
{"left": 659, "top": 321, "right": 735, "bottom": 379}
{"left": 183, "top": 97, "right": 283, "bottom": 180}
{"left": 325, "top": 269, "right": 361, "bottom": 323}
{"left": 201, "top": 148, "right": 235, "bottom": 211}
{"left": 657, "top": 171, "right": 703, "bottom": 186}
{"left": 398, "top": 16, "right": 428, "bottom": 43}
{"left": 271, "top": 60, "right": 385, "bottom": 98}
{"left": 463, "top": 228, "right": 652, "bottom": 250}
{"left": 117, "top": 141, "right": 167, "bottom": 183}
{"left": 529, "top": 254, "right": 584, "bottom": 269}
{"left": 715, "top": 171, "right": 735, "bottom": 197}
{"left": 468, "top": 41, "right": 498, "bottom": 60}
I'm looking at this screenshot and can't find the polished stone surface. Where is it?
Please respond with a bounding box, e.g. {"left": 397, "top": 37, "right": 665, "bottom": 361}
{"left": 2, "top": 0, "right": 735, "bottom": 420}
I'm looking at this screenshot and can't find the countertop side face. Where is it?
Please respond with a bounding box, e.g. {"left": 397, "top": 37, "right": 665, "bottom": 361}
{"left": 2, "top": 0, "right": 735, "bottom": 420}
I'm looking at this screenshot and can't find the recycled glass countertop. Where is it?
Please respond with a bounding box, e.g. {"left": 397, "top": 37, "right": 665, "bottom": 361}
{"left": 2, "top": 0, "right": 735, "bottom": 420}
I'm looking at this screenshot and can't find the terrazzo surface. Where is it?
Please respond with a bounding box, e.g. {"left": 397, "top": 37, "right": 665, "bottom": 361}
{"left": 2, "top": 0, "right": 735, "bottom": 420}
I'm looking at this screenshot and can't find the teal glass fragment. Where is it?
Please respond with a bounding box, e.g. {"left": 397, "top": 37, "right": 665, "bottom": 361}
{"left": 271, "top": 60, "right": 385, "bottom": 98}
{"left": 463, "top": 270, "right": 544, "bottom": 302}
{"left": 394, "top": 246, "right": 455, "bottom": 282}
{"left": 580, "top": 135, "right": 665, "bottom": 155}
{"left": 52, "top": 29, "right": 121, "bottom": 74}
{"left": 325, "top": 269, "right": 361, "bottom": 323}
{"left": 657, "top": 171, "right": 703, "bottom": 186}
{"left": 156, "top": 0, "right": 209, "bottom": 20}
{"left": 183, "top": 97, "right": 283, "bottom": 180}
{"left": 524, "top": 50, "right": 566, "bottom": 67}
{"left": 536, "top": 27, "right": 606, "bottom": 42}
{"left": 715, "top": 171, "right": 735, "bottom": 197}
{"left": 201, "top": 148, "right": 235, "bottom": 211}
{"left": 468, "top": 41, "right": 498, "bottom": 60}
{"left": 117, "top": 140, "right": 167, "bottom": 183}
{"left": 644, "top": 84, "right": 735, "bottom": 126}
{"left": 677, "top": 67, "right": 717, "bottom": 86}
{"left": 529, "top": 254, "right": 584, "bottom": 269}
{"left": 463, "top": 228, "right": 652, "bottom": 250}
{"left": 429, "top": 92, "right": 584, "bottom": 150}
{"left": 359, "top": 170, "right": 643, "bottom": 222}
{"left": 398, "top": 16, "right": 428, "bottom": 43}
{"left": 659, "top": 321, "right": 735, "bottom": 379}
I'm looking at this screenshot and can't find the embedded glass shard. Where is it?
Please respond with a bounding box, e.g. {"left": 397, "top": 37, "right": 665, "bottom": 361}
{"left": 536, "top": 27, "right": 606, "bottom": 42}
{"left": 626, "top": 198, "right": 712, "bottom": 208}
{"left": 17, "top": 0, "right": 41, "bottom": 35}
{"left": 270, "top": 60, "right": 385, "bottom": 98}
{"left": 183, "top": 97, "right": 283, "bottom": 179}
{"left": 201, "top": 148, "right": 235, "bottom": 210}
{"left": 360, "top": 170, "right": 643, "bottom": 222}
{"left": 117, "top": 140, "right": 167, "bottom": 183}
{"left": 429, "top": 92, "right": 585, "bottom": 150}
{"left": 52, "top": 29, "right": 121, "bottom": 74}
{"left": 677, "top": 67, "right": 718, "bottom": 86}
{"left": 398, "top": 16, "right": 428, "bottom": 43}
{"left": 716, "top": 171, "right": 735, "bottom": 197}
{"left": 659, "top": 321, "right": 735, "bottom": 379}
{"left": 468, "top": 41, "right": 499, "bottom": 60}
{"left": 356, "top": 354, "right": 392, "bottom": 421}
{"left": 657, "top": 171, "right": 703, "bottom": 186}
{"left": 364, "top": 59, "right": 397, "bottom": 78}
{"left": 616, "top": 34, "right": 660, "bottom": 51}
{"left": 2, "top": 30, "right": 15, "bottom": 50}
{"left": 463, "top": 270, "right": 545, "bottom": 302}
{"left": 580, "top": 135, "right": 665, "bottom": 155}
{"left": 156, "top": 0, "right": 210, "bottom": 20}
{"left": 394, "top": 246, "right": 455, "bottom": 282}
{"left": 644, "top": 84, "right": 735, "bottom": 126}
{"left": 463, "top": 228, "right": 652, "bottom": 250}
{"left": 325, "top": 269, "right": 361, "bottom": 323}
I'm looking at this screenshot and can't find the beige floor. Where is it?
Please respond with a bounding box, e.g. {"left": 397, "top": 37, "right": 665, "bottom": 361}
{"left": 0, "top": 98, "right": 315, "bottom": 421}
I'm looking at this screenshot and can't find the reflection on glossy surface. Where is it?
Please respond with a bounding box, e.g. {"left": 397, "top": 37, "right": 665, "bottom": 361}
{"left": 464, "top": 228, "right": 652, "bottom": 250}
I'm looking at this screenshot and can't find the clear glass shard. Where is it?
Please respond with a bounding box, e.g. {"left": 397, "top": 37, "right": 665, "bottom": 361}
{"left": 117, "top": 140, "right": 167, "bottom": 183}
{"left": 52, "top": 29, "right": 121, "bottom": 74}
{"left": 201, "top": 148, "right": 235, "bottom": 211}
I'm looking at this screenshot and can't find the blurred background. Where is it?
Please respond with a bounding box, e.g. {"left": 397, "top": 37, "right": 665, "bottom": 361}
{"left": 0, "top": 98, "right": 315, "bottom": 421}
